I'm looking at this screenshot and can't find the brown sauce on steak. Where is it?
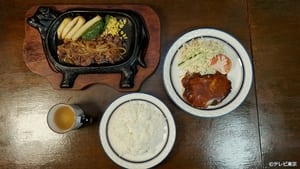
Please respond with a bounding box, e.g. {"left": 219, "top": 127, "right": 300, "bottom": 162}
{"left": 182, "top": 72, "right": 231, "bottom": 108}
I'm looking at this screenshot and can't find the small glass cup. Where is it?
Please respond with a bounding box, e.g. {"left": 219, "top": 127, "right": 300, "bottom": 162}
{"left": 47, "top": 103, "right": 92, "bottom": 134}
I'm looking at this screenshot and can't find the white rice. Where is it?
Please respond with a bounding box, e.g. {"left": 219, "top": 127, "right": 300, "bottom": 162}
{"left": 107, "top": 100, "right": 168, "bottom": 161}
{"left": 177, "top": 38, "right": 224, "bottom": 75}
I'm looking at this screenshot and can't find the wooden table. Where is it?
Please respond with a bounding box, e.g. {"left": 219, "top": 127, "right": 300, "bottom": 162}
{"left": 0, "top": 0, "right": 299, "bottom": 168}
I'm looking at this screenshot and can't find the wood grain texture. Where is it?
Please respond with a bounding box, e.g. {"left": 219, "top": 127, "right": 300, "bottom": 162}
{"left": 23, "top": 5, "right": 160, "bottom": 91}
{"left": 5, "top": 0, "right": 300, "bottom": 168}
{"left": 248, "top": 0, "right": 300, "bottom": 168}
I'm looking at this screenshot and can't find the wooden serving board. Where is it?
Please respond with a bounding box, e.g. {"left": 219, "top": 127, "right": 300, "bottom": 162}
{"left": 23, "top": 5, "right": 160, "bottom": 91}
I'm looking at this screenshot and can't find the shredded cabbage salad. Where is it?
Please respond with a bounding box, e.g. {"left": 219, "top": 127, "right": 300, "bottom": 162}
{"left": 177, "top": 38, "right": 224, "bottom": 75}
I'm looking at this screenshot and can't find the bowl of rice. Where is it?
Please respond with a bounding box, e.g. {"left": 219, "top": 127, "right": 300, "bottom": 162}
{"left": 163, "top": 28, "right": 253, "bottom": 117}
{"left": 99, "top": 93, "right": 176, "bottom": 168}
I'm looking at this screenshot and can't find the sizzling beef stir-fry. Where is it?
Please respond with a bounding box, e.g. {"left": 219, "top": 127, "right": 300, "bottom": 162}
{"left": 57, "top": 35, "right": 126, "bottom": 66}
{"left": 56, "top": 14, "right": 128, "bottom": 66}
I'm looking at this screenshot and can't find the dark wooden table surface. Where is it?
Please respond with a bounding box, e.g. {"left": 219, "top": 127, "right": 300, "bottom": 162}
{"left": 0, "top": 0, "right": 299, "bottom": 169}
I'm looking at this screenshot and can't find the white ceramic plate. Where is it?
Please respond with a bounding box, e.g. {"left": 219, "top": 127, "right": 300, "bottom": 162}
{"left": 99, "top": 93, "right": 176, "bottom": 169}
{"left": 163, "top": 28, "right": 253, "bottom": 117}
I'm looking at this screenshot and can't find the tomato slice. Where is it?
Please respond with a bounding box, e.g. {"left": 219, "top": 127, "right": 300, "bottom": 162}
{"left": 210, "top": 54, "right": 232, "bottom": 74}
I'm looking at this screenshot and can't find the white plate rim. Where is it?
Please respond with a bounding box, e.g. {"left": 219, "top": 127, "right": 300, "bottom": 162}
{"left": 163, "top": 28, "right": 253, "bottom": 117}
{"left": 99, "top": 93, "right": 176, "bottom": 169}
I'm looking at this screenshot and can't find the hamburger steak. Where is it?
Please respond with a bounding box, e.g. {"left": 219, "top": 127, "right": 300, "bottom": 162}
{"left": 182, "top": 72, "right": 231, "bottom": 108}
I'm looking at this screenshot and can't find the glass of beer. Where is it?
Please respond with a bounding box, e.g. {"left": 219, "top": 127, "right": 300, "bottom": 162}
{"left": 47, "top": 103, "right": 92, "bottom": 134}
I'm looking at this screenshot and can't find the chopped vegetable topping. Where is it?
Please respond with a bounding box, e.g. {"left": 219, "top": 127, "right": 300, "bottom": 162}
{"left": 101, "top": 15, "right": 127, "bottom": 39}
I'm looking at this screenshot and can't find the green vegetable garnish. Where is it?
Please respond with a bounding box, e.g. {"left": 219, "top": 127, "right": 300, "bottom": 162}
{"left": 81, "top": 20, "right": 105, "bottom": 40}
{"left": 178, "top": 52, "right": 202, "bottom": 66}
{"left": 104, "top": 15, "right": 112, "bottom": 29}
